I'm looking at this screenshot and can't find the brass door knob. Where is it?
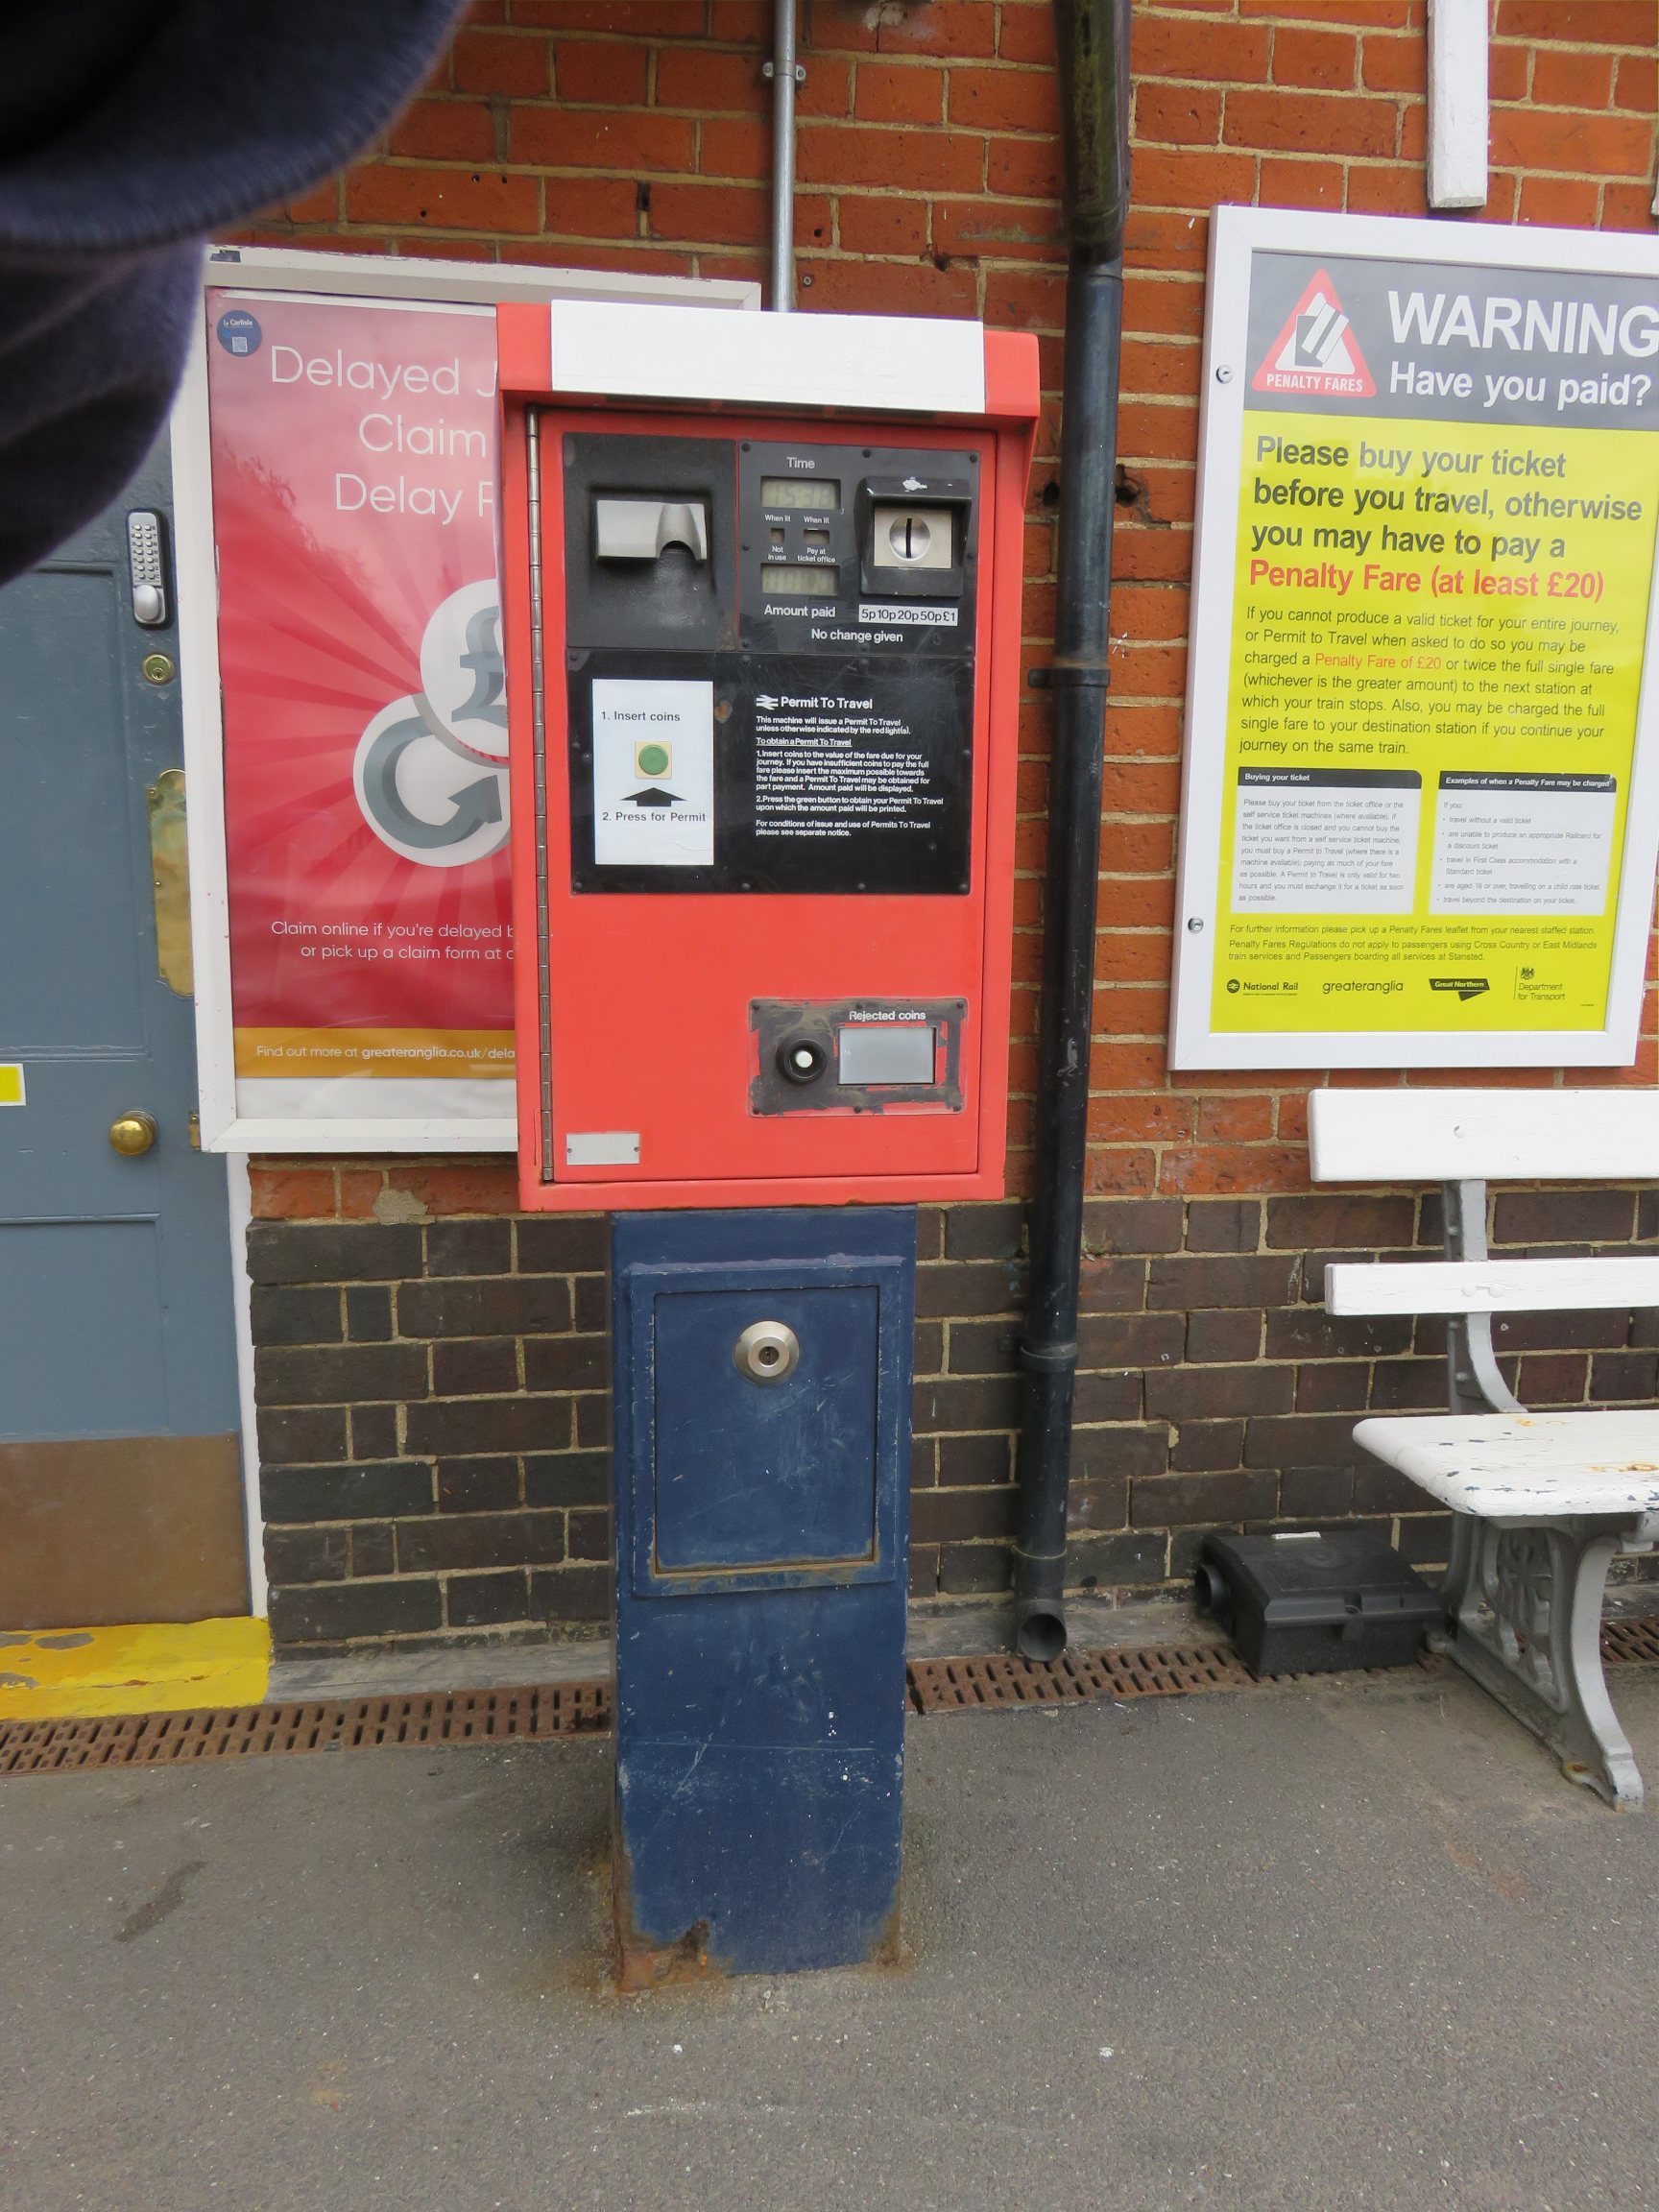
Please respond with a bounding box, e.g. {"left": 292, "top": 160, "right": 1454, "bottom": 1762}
{"left": 108, "top": 1111, "right": 157, "bottom": 1157}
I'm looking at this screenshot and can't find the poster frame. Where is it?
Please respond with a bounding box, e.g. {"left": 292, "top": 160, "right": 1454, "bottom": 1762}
{"left": 1168, "top": 204, "right": 1659, "bottom": 1071}
{"left": 173, "top": 245, "right": 759, "bottom": 1154}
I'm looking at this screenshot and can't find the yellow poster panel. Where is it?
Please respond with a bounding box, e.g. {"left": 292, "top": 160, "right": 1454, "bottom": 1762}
{"left": 1213, "top": 414, "right": 1659, "bottom": 1032}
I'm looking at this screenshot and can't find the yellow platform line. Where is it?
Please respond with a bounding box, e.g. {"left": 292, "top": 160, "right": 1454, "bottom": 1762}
{"left": 0, "top": 1617, "right": 271, "bottom": 1721}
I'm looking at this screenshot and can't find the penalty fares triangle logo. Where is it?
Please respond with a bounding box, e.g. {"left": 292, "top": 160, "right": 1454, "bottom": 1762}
{"left": 1253, "top": 270, "right": 1375, "bottom": 398}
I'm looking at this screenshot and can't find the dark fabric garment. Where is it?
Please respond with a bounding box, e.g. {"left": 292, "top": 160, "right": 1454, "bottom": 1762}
{"left": 0, "top": 0, "right": 468, "bottom": 581}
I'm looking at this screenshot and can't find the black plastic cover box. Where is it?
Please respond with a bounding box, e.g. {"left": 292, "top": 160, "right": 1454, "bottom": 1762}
{"left": 1195, "top": 1528, "right": 1441, "bottom": 1676}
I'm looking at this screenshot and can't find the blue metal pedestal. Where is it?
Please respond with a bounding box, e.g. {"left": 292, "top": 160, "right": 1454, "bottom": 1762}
{"left": 610, "top": 1208, "right": 916, "bottom": 1984}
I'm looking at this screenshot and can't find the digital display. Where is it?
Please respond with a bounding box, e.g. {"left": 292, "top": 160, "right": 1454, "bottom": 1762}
{"left": 760, "top": 563, "right": 836, "bottom": 598}
{"left": 759, "top": 477, "right": 840, "bottom": 512}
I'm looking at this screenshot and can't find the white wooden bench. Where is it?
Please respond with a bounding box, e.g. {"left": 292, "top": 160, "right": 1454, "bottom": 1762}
{"left": 1309, "top": 1089, "right": 1659, "bottom": 1809}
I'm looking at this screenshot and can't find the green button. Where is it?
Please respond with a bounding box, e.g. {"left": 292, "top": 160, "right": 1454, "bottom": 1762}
{"left": 637, "top": 742, "right": 671, "bottom": 777}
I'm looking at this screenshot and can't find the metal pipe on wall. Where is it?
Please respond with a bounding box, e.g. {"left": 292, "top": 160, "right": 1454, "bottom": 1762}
{"left": 1012, "top": 0, "right": 1132, "bottom": 1662}
{"left": 768, "top": 0, "right": 800, "bottom": 311}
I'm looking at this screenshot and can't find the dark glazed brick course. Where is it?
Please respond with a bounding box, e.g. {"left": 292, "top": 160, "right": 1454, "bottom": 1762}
{"left": 437, "top": 1456, "right": 522, "bottom": 1513}
{"left": 916, "top": 1260, "right": 1021, "bottom": 1318}
{"left": 432, "top": 1338, "right": 520, "bottom": 1397}
{"left": 524, "top": 1451, "right": 610, "bottom": 1509}
{"left": 1493, "top": 1189, "right": 1635, "bottom": 1246}
{"left": 269, "top": 1577, "right": 441, "bottom": 1646}
{"left": 1184, "top": 1200, "right": 1260, "bottom": 1254}
{"left": 399, "top": 1275, "right": 573, "bottom": 1339}
{"left": 447, "top": 1571, "right": 531, "bottom": 1628}
{"left": 250, "top": 1187, "right": 1659, "bottom": 1653}
{"left": 256, "top": 1406, "right": 349, "bottom": 1466}
{"left": 349, "top": 1405, "right": 398, "bottom": 1460}
{"left": 249, "top": 1222, "right": 422, "bottom": 1285}
{"left": 1084, "top": 1196, "right": 1183, "bottom": 1253}
{"left": 397, "top": 1511, "right": 565, "bottom": 1574}
{"left": 522, "top": 1334, "right": 609, "bottom": 1391}
{"left": 345, "top": 1286, "right": 395, "bottom": 1342}
{"left": 1266, "top": 1194, "right": 1416, "bottom": 1250}
{"left": 251, "top": 1285, "right": 342, "bottom": 1346}
{"left": 403, "top": 1394, "right": 570, "bottom": 1457}
{"left": 1147, "top": 1255, "right": 1299, "bottom": 1310}
{"left": 516, "top": 1215, "right": 607, "bottom": 1273}
{"left": 263, "top": 1461, "right": 434, "bottom": 1524}
{"left": 256, "top": 1342, "right": 429, "bottom": 1408}
{"left": 1186, "top": 1310, "right": 1262, "bottom": 1363}
{"left": 944, "top": 1201, "right": 1023, "bottom": 1261}
{"left": 427, "top": 1219, "right": 514, "bottom": 1276}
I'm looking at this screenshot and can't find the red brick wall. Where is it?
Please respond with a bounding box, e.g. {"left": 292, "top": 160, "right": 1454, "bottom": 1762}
{"left": 229, "top": 2, "right": 1659, "bottom": 1648}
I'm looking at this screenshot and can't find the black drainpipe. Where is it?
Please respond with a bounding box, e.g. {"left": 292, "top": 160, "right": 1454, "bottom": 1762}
{"left": 1012, "top": 0, "right": 1132, "bottom": 1662}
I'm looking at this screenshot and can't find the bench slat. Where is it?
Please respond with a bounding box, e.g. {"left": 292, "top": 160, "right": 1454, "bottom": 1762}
{"left": 1353, "top": 1410, "right": 1659, "bottom": 1518}
{"left": 1326, "top": 1256, "right": 1659, "bottom": 1315}
{"left": 1308, "top": 1089, "right": 1659, "bottom": 1183}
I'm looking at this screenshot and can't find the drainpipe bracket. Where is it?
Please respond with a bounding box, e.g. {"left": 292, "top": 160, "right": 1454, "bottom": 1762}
{"left": 1027, "top": 664, "right": 1111, "bottom": 690}
{"left": 1019, "top": 1339, "right": 1078, "bottom": 1374}
{"left": 762, "top": 59, "right": 805, "bottom": 80}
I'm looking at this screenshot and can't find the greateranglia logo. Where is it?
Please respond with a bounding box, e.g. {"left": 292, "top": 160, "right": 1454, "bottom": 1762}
{"left": 215, "top": 307, "right": 262, "bottom": 358}
{"left": 1253, "top": 271, "right": 1375, "bottom": 399}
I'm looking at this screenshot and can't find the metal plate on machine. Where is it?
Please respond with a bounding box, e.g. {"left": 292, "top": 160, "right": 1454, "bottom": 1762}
{"left": 650, "top": 1283, "right": 882, "bottom": 1575}
{"left": 623, "top": 1248, "right": 908, "bottom": 1597}
{"left": 750, "top": 998, "right": 965, "bottom": 1115}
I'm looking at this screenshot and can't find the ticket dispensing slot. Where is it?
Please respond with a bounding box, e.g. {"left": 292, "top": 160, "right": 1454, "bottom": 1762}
{"left": 564, "top": 434, "right": 736, "bottom": 653}
{"left": 593, "top": 498, "right": 709, "bottom": 565}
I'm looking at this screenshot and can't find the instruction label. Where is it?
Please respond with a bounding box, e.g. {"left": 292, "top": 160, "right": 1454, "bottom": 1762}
{"left": 754, "top": 689, "right": 942, "bottom": 844}
{"left": 591, "top": 678, "right": 714, "bottom": 868}
{"left": 1210, "top": 248, "right": 1659, "bottom": 1037}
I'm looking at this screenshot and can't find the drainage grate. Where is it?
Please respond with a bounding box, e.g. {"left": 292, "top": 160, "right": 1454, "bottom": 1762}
{"left": 905, "top": 1644, "right": 1252, "bottom": 1714}
{"left": 1603, "top": 1616, "right": 1659, "bottom": 1666}
{"left": 0, "top": 1683, "right": 611, "bottom": 1775}
{"left": 3, "top": 1623, "right": 1657, "bottom": 1773}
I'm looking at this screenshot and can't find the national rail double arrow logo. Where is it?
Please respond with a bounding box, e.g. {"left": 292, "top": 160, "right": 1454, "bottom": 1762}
{"left": 1253, "top": 270, "right": 1376, "bottom": 399}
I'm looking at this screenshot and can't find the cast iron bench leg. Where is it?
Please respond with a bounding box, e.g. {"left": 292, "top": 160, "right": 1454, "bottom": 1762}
{"left": 1431, "top": 1512, "right": 1642, "bottom": 1810}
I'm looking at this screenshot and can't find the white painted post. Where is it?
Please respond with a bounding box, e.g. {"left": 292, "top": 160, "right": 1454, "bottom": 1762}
{"left": 1427, "top": 0, "right": 1489, "bottom": 212}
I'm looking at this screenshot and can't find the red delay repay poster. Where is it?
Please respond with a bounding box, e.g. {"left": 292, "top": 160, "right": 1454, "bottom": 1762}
{"left": 206, "top": 290, "right": 514, "bottom": 1121}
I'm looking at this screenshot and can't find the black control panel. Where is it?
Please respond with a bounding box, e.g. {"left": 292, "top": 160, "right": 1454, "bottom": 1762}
{"left": 560, "top": 431, "right": 979, "bottom": 896}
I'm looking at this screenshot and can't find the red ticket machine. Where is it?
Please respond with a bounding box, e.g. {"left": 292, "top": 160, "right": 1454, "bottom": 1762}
{"left": 497, "top": 300, "right": 1039, "bottom": 1210}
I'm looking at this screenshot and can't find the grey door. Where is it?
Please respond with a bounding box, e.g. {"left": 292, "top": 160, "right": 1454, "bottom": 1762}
{"left": 0, "top": 445, "right": 247, "bottom": 1628}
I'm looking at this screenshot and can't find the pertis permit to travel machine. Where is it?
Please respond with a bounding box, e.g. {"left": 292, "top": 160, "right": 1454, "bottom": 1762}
{"left": 497, "top": 299, "right": 1039, "bottom": 1979}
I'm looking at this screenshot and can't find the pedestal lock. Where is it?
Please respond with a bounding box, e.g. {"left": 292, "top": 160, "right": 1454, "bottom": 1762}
{"left": 733, "top": 1319, "right": 800, "bottom": 1384}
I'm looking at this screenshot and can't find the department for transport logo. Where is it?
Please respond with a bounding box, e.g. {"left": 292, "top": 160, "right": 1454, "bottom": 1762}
{"left": 1253, "top": 271, "right": 1375, "bottom": 399}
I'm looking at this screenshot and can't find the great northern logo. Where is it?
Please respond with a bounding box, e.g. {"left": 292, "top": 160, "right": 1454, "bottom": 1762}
{"left": 1253, "top": 271, "right": 1375, "bottom": 399}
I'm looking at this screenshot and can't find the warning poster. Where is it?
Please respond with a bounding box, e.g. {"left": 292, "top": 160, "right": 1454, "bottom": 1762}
{"left": 1171, "top": 210, "right": 1659, "bottom": 1070}
{"left": 206, "top": 290, "right": 514, "bottom": 1122}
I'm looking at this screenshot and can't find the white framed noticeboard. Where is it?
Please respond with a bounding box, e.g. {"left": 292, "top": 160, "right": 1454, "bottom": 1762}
{"left": 1169, "top": 205, "right": 1659, "bottom": 1070}
{"left": 173, "top": 245, "right": 759, "bottom": 1154}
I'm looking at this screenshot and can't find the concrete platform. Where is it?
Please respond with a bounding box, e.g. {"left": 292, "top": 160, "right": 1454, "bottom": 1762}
{"left": 3, "top": 1658, "right": 1657, "bottom": 2210}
